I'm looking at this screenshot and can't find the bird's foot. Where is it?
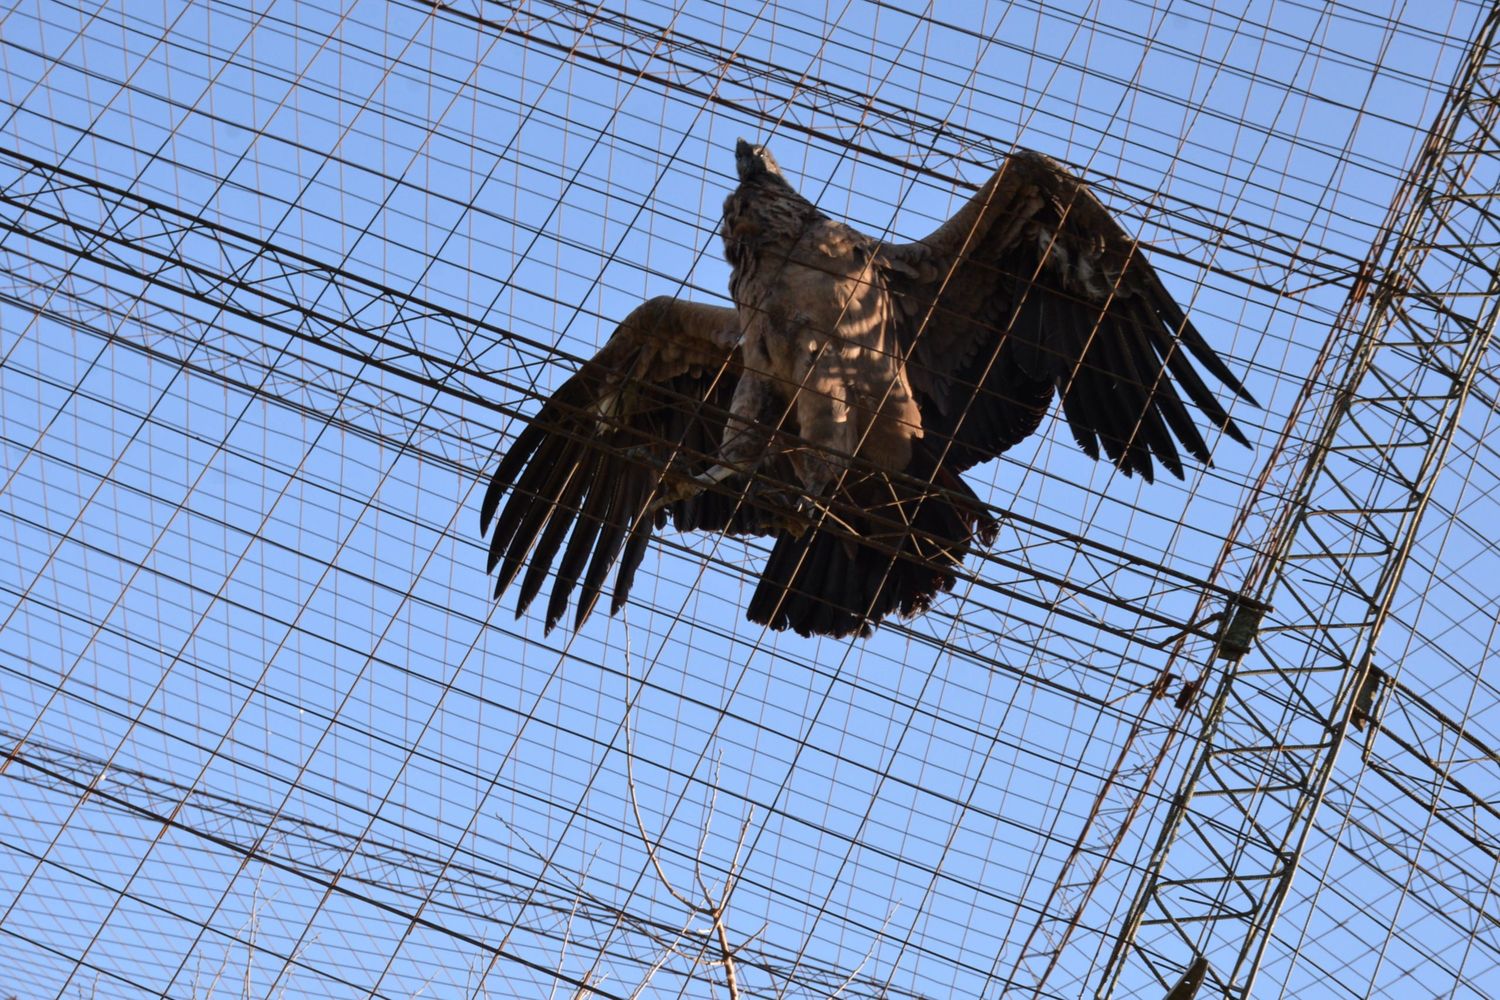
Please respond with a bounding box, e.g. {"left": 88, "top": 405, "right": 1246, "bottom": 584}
{"left": 743, "top": 481, "right": 822, "bottom": 538}
{"left": 621, "top": 448, "right": 699, "bottom": 513}
{"left": 646, "top": 474, "right": 700, "bottom": 515}
{"left": 646, "top": 463, "right": 739, "bottom": 515}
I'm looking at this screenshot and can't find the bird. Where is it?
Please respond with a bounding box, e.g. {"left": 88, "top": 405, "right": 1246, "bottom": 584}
{"left": 479, "top": 140, "right": 1254, "bottom": 639}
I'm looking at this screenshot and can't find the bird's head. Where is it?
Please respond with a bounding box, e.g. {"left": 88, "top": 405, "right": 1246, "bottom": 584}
{"left": 734, "top": 138, "right": 784, "bottom": 181}
{"left": 723, "top": 139, "right": 820, "bottom": 265}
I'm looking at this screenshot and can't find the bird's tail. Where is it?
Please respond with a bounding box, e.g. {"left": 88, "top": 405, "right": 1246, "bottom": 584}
{"left": 746, "top": 450, "right": 997, "bottom": 639}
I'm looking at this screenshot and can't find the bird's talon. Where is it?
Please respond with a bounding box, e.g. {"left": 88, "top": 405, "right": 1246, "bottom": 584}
{"left": 745, "top": 482, "right": 817, "bottom": 537}
{"left": 647, "top": 477, "right": 695, "bottom": 513}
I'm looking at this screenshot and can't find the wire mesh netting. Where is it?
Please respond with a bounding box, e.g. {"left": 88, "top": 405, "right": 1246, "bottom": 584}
{"left": 0, "top": 1, "right": 1495, "bottom": 998}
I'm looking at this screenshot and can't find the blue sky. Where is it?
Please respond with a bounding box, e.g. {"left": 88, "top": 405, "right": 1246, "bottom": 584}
{"left": 0, "top": 1, "right": 1495, "bottom": 997}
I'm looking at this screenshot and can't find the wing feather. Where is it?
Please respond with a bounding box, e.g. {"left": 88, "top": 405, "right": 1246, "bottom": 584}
{"left": 491, "top": 445, "right": 581, "bottom": 591}
{"left": 613, "top": 500, "right": 663, "bottom": 616}
{"left": 517, "top": 459, "right": 590, "bottom": 614}
{"left": 575, "top": 462, "right": 635, "bottom": 628}
{"left": 478, "top": 297, "right": 759, "bottom": 632}
{"left": 883, "top": 149, "right": 1254, "bottom": 479}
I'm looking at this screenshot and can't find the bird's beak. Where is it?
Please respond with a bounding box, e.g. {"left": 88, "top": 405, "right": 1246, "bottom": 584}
{"left": 735, "top": 138, "right": 757, "bottom": 180}
{"left": 734, "top": 138, "right": 781, "bottom": 181}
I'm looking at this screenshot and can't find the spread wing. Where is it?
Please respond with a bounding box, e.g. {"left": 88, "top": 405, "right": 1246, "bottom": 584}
{"left": 882, "top": 149, "right": 1255, "bottom": 481}
{"left": 479, "top": 297, "right": 764, "bottom": 633}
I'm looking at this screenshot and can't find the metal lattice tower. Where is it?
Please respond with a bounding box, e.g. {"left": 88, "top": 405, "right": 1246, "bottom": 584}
{"left": 1101, "top": 8, "right": 1500, "bottom": 997}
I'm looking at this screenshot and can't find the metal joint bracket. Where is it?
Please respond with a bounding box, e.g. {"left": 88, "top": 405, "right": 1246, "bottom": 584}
{"left": 1215, "top": 599, "right": 1268, "bottom": 660}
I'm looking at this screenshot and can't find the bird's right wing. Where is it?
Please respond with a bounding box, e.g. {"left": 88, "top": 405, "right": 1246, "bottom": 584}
{"left": 479, "top": 297, "right": 756, "bottom": 633}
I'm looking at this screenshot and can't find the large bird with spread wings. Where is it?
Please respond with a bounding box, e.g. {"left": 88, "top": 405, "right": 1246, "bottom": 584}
{"left": 481, "top": 141, "right": 1253, "bottom": 638}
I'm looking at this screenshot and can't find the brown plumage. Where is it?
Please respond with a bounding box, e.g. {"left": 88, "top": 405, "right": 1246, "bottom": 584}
{"left": 480, "top": 141, "right": 1255, "bottom": 638}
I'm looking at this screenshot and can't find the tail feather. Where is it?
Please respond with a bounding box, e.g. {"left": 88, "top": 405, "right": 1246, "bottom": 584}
{"left": 747, "top": 456, "right": 995, "bottom": 639}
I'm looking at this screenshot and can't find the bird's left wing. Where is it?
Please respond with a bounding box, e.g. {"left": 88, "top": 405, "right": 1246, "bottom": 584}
{"left": 882, "top": 149, "right": 1255, "bottom": 481}
{"left": 480, "top": 297, "right": 755, "bottom": 633}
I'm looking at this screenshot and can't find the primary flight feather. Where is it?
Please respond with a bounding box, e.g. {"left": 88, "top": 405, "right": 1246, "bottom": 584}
{"left": 481, "top": 141, "right": 1255, "bottom": 638}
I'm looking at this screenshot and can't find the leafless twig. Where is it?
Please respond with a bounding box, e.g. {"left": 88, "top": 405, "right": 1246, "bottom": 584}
{"left": 620, "top": 622, "right": 760, "bottom": 999}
